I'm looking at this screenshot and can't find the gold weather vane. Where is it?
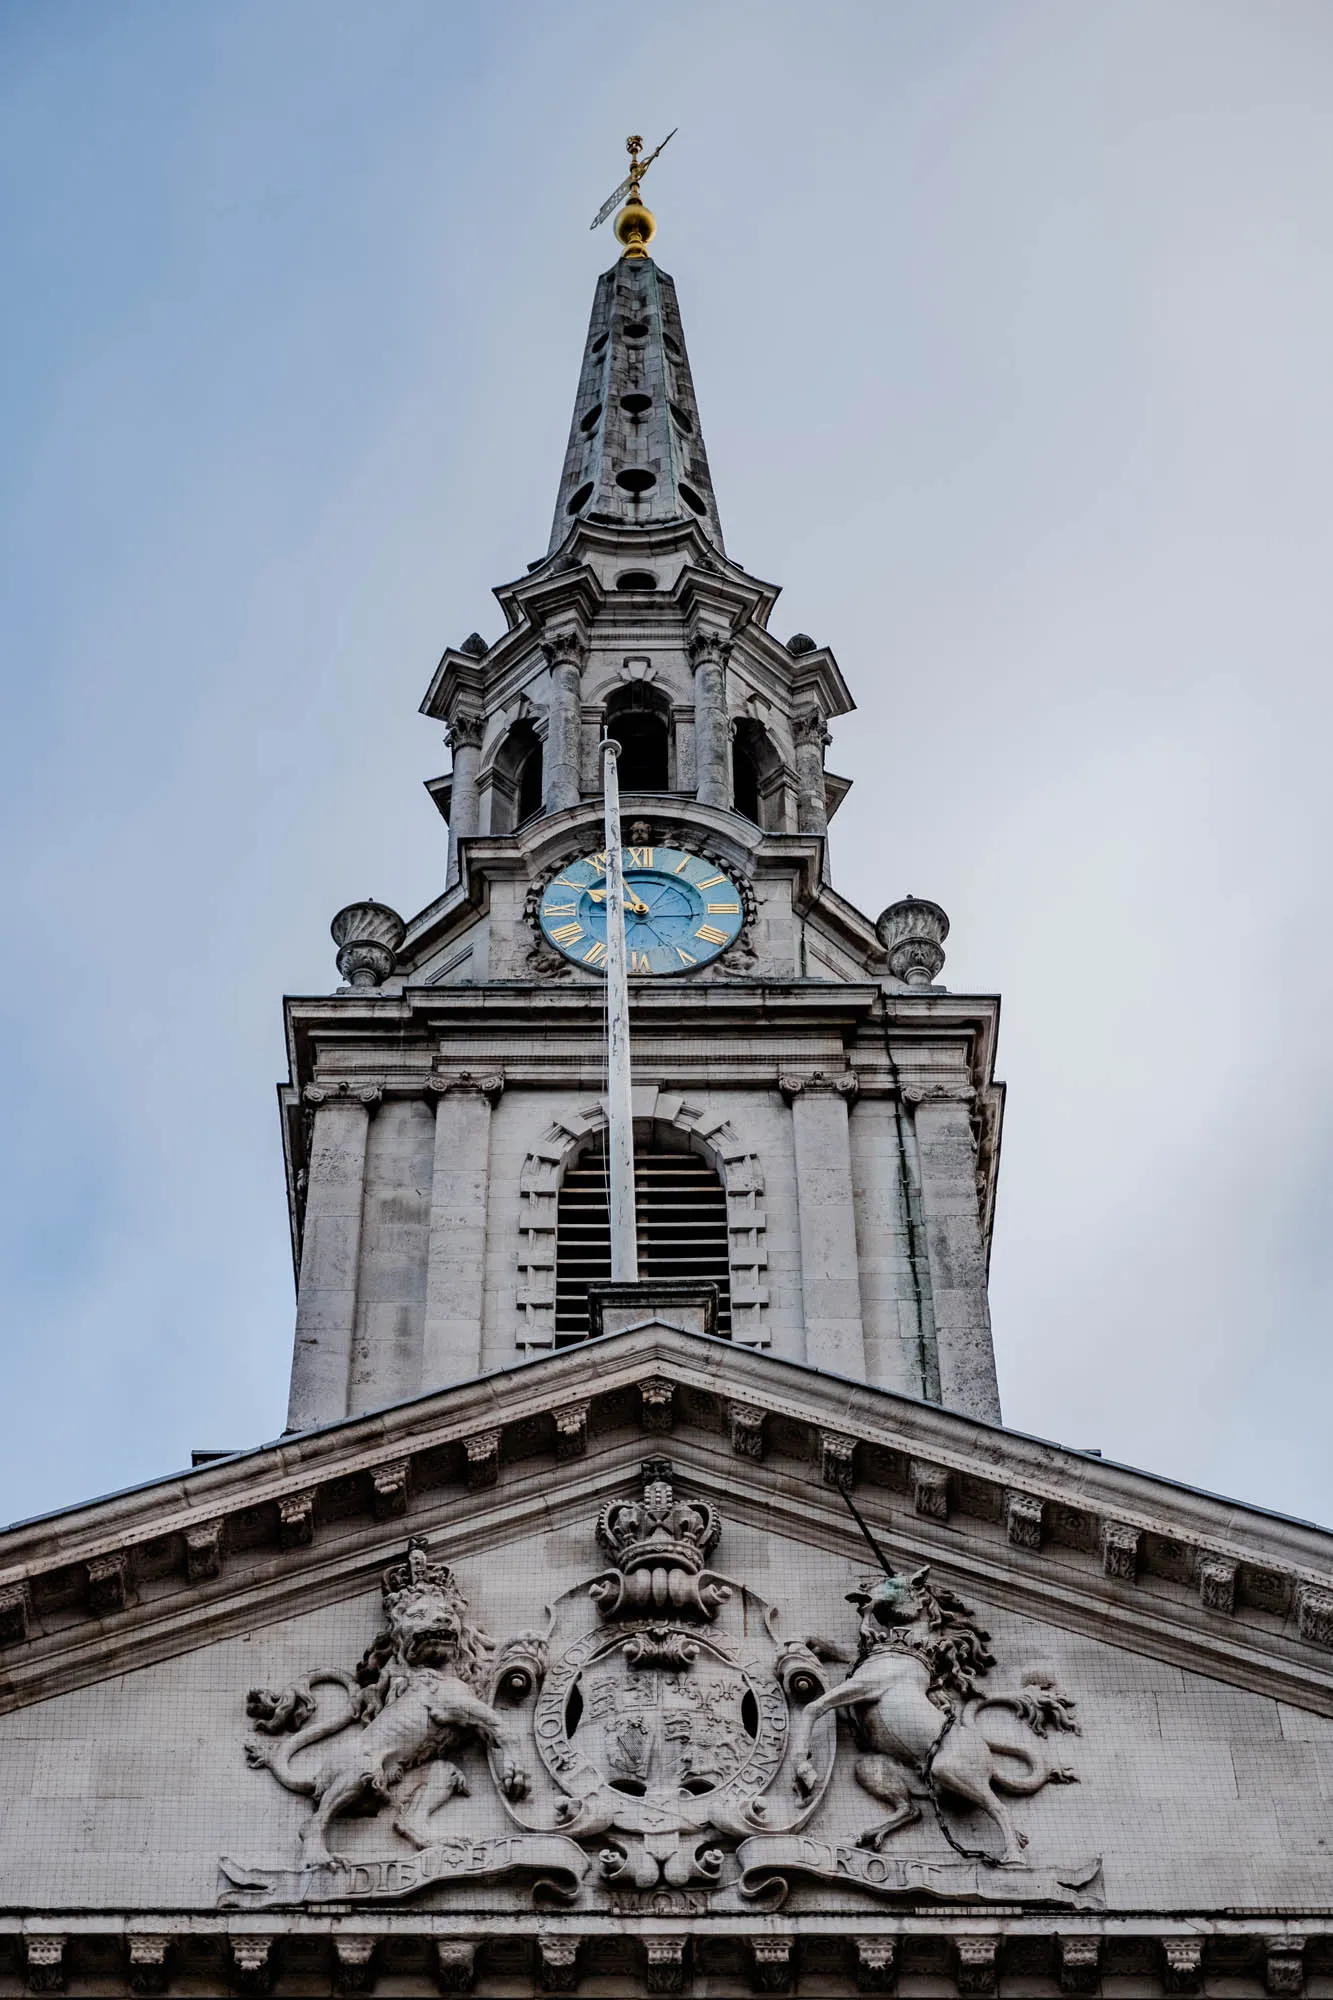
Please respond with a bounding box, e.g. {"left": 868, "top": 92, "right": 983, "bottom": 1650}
{"left": 590, "top": 129, "right": 677, "bottom": 259}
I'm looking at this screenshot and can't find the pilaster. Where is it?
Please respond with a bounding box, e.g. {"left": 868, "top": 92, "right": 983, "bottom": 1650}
{"left": 286, "top": 1086, "right": 378, "bottom": 1432}
{"left": 909, "top": 1088, "right": 1002, "bottom": 1423}
{"left": 781, "top": 1072, "right": 866, "bottom": 1379}
{"left": 422, "top": 1073, "right": 504, "bottom": 1389}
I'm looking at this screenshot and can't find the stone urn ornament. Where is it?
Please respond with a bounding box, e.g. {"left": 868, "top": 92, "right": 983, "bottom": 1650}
{"left": 331, "top": 901, "right": 406, "bottom": 990}
{"left": 876, "top": 896, "right": 949, "bottom": 987}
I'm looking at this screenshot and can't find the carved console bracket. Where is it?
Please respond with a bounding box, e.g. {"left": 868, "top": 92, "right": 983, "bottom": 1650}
{"left": 1162, "top": 1938, "right": 1204, "bottom": 1992}
{"left": 912, "top": 1460, "right": 950, "bottom": 1520}
{"left": 1006, "top": 1491, "right": 1045, "bottom": 1550}
{"left": 435, "top": 1940, "right": 477, "bottom": 1993}
{"left": 727, "top": 1401, "right": 765, "bottom": 1459}
{"left": 1101, "top": 1521, "right": 1141, "bottom": 1581}
{"left": 1198, "top": 1556, "right": 1237, "bottom": 1614}
{"left": 25, "top": 1938, "right": 65, "bottom": 1995}
{"left": 554, "top": 1402, "right": 589, "bottom": 1460}
{"left": 537, "top": 1936, "right": 580, "bottom": 1994}
{"left": 640, "top": 1378, "right": 675, "bottom": 1433}
{"left": 644, "top": 1937, "right": 689, "bottom": 1996}
{"left": 464, "top": 1430, "right": 501, "bottom": 1490}
{"left": 371, "top": 1460, "right": 411, "bottom": 1519}
{"left": 955, "top": 1937, "right": 998, "bottom": 1996}
{"left": 1297, "top": 1582, "right": 1333, "bottom": 1648}
{"left": 751, "top": 1936, "right": 795, "bottom": 1993}
{"left": 184, "top": 1520, "right": 224, "bottom": 1584}
{"left": 230, "top": 1937, "right": 273, "bottom": 1996}
{"left": 854, "top": 1938, "right": 897, "bottom": 1993}
{"left": 821, "top": 1431, "right": 856, "bottom": 1490}
{"left": 0, "top": 1579, "right": 31, "bottom": 1643}
{"left": 278, "top": 1491, "right": 315, "bottom": 1550}
{"left": 126, "top": 1936, "right": 171, "bottom": 1996}
{"left": 87, "top": 1551, "right": 128, "bottom": 1617}
{"left": 332, "top": 1936, "right": 376, "bottom": 1995}
{"left": 1057, "top": 1937, "right": 1101, "bottom": 1994}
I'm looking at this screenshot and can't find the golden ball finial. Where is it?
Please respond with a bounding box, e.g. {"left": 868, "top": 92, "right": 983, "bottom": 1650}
{"left": 615, "top": 193, "right": 656, "bottom": 259}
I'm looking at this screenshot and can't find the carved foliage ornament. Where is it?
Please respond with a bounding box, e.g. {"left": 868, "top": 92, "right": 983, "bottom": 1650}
{"left": 229, "top": 1471, "right": 1097, "bottom": 1917}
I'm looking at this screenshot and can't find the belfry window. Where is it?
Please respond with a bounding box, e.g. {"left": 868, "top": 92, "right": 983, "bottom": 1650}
{"left": 731, "top": 718, "right": 782, "bottom": 831}
{"left": 604, "top": 682, "right": 671, "bottom": 791}
{"left": 492, "top": 719, "right": 544, "bottom": 831}
{"left": 555, "top": 1132, "right": 732, "bottom": 1343}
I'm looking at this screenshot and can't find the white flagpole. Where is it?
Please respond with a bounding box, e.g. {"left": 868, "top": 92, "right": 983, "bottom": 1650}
{"left": 601, "top": 739, "right": 639, "bottom": 1281}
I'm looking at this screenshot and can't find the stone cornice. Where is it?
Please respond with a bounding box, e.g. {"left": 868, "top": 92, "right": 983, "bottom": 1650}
{"left": 2, "top": 1325, "right": 1333, "bottom": 1719}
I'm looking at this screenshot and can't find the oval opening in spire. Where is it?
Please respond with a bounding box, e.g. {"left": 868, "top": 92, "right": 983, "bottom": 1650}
{"left": 567, "top": 481, "right": 595, "bottom": 516}
{"left": 579, "top": 404, "right": 603, "bottom": 434}
{"left": 678, "top": 480, "right": 707, "bottom": 514}
{"left": 620, "top": 393, "right": 651, "bottom": 419}
{"left": 616, "top": 469, "right": 657, "bottom": 496}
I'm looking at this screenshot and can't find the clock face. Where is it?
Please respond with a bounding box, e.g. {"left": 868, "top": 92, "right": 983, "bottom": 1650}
{"left": 537, "top": 845, "right": 745, "bottom": 976}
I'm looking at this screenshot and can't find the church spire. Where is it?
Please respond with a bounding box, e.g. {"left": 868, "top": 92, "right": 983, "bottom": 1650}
{"left": 547, "top": 254, "right": 725, "bottom": 556}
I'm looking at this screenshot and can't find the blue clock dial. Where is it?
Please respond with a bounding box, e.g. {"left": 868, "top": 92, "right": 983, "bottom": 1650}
{"left": 537, "top": 845, "right": 744, "bottom": 976}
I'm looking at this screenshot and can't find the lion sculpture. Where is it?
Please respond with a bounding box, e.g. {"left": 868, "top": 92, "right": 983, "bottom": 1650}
{"left": 789, "top": 1568, "right": 1079, "bottom": 1863}
{"left": 245, "top": 1540, "right": 534, "bottom": 1867}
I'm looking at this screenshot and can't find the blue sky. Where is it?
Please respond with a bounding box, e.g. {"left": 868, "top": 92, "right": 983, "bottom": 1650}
{"left": 3, "top": 0, "right": 1333, "bottom": 1526}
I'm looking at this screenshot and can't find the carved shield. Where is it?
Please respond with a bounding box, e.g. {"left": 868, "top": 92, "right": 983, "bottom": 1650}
{"left": 532, "top": 1607, "right": 798, "bottom": 1845}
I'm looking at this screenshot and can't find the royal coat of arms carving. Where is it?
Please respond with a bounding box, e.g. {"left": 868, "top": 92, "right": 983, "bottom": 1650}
{"left": 225, "top": 1460, "right": 1101, "bottom": 1914}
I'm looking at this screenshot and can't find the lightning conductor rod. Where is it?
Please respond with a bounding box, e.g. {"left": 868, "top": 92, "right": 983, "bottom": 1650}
{"left": 601, "top": 737, "right": 639, "bottom": 1280}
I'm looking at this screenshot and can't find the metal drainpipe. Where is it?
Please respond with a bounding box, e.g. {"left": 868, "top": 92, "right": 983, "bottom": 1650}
{"left": 879, "top": 990, "right": 940, "bottom": 1404}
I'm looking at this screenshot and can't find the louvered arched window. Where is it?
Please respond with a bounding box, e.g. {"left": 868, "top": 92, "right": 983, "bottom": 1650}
{"left": 555, "top": 1130, "right": 731, "bottom": 1343}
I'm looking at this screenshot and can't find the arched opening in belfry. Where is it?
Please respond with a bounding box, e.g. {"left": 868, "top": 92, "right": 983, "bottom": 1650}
{"left": 731, "top": 717, "right": 782, "bottom": 830}
{"left": 555, "top": 1126, "right": 732, "bottom": 1344}
{"left": 492, "top": 720, "right": 544, "bottom": 831}
{"left": 604, "top": 682, "right": 671, "bottom": 791}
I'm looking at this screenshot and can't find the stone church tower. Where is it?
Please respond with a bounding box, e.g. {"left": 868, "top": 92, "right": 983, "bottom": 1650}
{"left": 2, "top": 180, "right": 1333, "bottom": 1998}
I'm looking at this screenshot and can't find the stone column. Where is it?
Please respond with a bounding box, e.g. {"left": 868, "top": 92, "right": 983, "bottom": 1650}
{"left": 421, "top": 1074, "right": 503, "bottom": 1388}
{"left": 286, "top": 1086, "right": 378, "bottom": 1432}
{"left": 782, "top": 1073, "right": 866, "bottom": 1379}
{"left": 542, "top": 632, "right": 585, "bottom": 812}
{"left": 908, "top": 1089, "right": 1002, "bottom": 1423}
{"left": 689, "top": 631, "right": 731, "bottom": 809}
{"left": 444, "top": 712, "right": 484, "bottom": 886}
{"left": 792, "top": 705, "right": 831, "bottom": 835}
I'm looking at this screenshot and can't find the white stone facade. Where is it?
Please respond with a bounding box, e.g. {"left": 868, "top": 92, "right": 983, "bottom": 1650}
{"left": 0, "top": 238, "right": 1322, "bottom": 1996}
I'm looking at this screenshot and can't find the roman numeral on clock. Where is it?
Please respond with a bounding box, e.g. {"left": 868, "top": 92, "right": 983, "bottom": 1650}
{"left": 550, "top": 922, "right": 583, "bottom": 945}
{"left": 706, "top": 902, "right": 739, "bottom": 914}
{"left": 695, "top": 924, "right": 729, "bottom": 945}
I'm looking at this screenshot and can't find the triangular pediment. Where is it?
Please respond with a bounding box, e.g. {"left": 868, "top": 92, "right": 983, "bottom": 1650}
{"left": 3, "top": 1331, "right": 1333, "bottom": 1989}
{"left": 3, "top": 1323, "right": 1333, "bottom": 1714}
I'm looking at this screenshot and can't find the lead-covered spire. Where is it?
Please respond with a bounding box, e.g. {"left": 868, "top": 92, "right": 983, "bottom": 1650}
{"left": 547, "top": 257, "right": 725, "bottom": 555}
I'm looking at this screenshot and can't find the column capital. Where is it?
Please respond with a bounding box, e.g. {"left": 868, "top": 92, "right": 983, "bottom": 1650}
{"left": 444, "top": 710, "right": 485, "bottom": 752}
{"left": 687, "top": 627, "right": 733, "bottom": 671}
{"left": 303, "top": 1082, "right": 382, "bottom": 1108}
{"left": 791, "top": 702, "right": 832, "bottom": 748}
{"left": 427, "top": 1070, "right": 505, "bottom": 1102}
{"left": 901, "top": 1081, "right": 974, "bottom": 1107}
{"left": 540, "top": 627, "right": 588, "bottom": 672}
{"left": 779, "top": 1070, "right": 858, "bottom": 1104}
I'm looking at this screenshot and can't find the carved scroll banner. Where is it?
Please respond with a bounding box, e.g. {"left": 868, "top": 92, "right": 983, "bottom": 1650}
{"left": 218, "top": 1835, "right": 589, "bottom": 1911}
{"left": 735, "top": 1838, "right": 1104, "bottom": 1911}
